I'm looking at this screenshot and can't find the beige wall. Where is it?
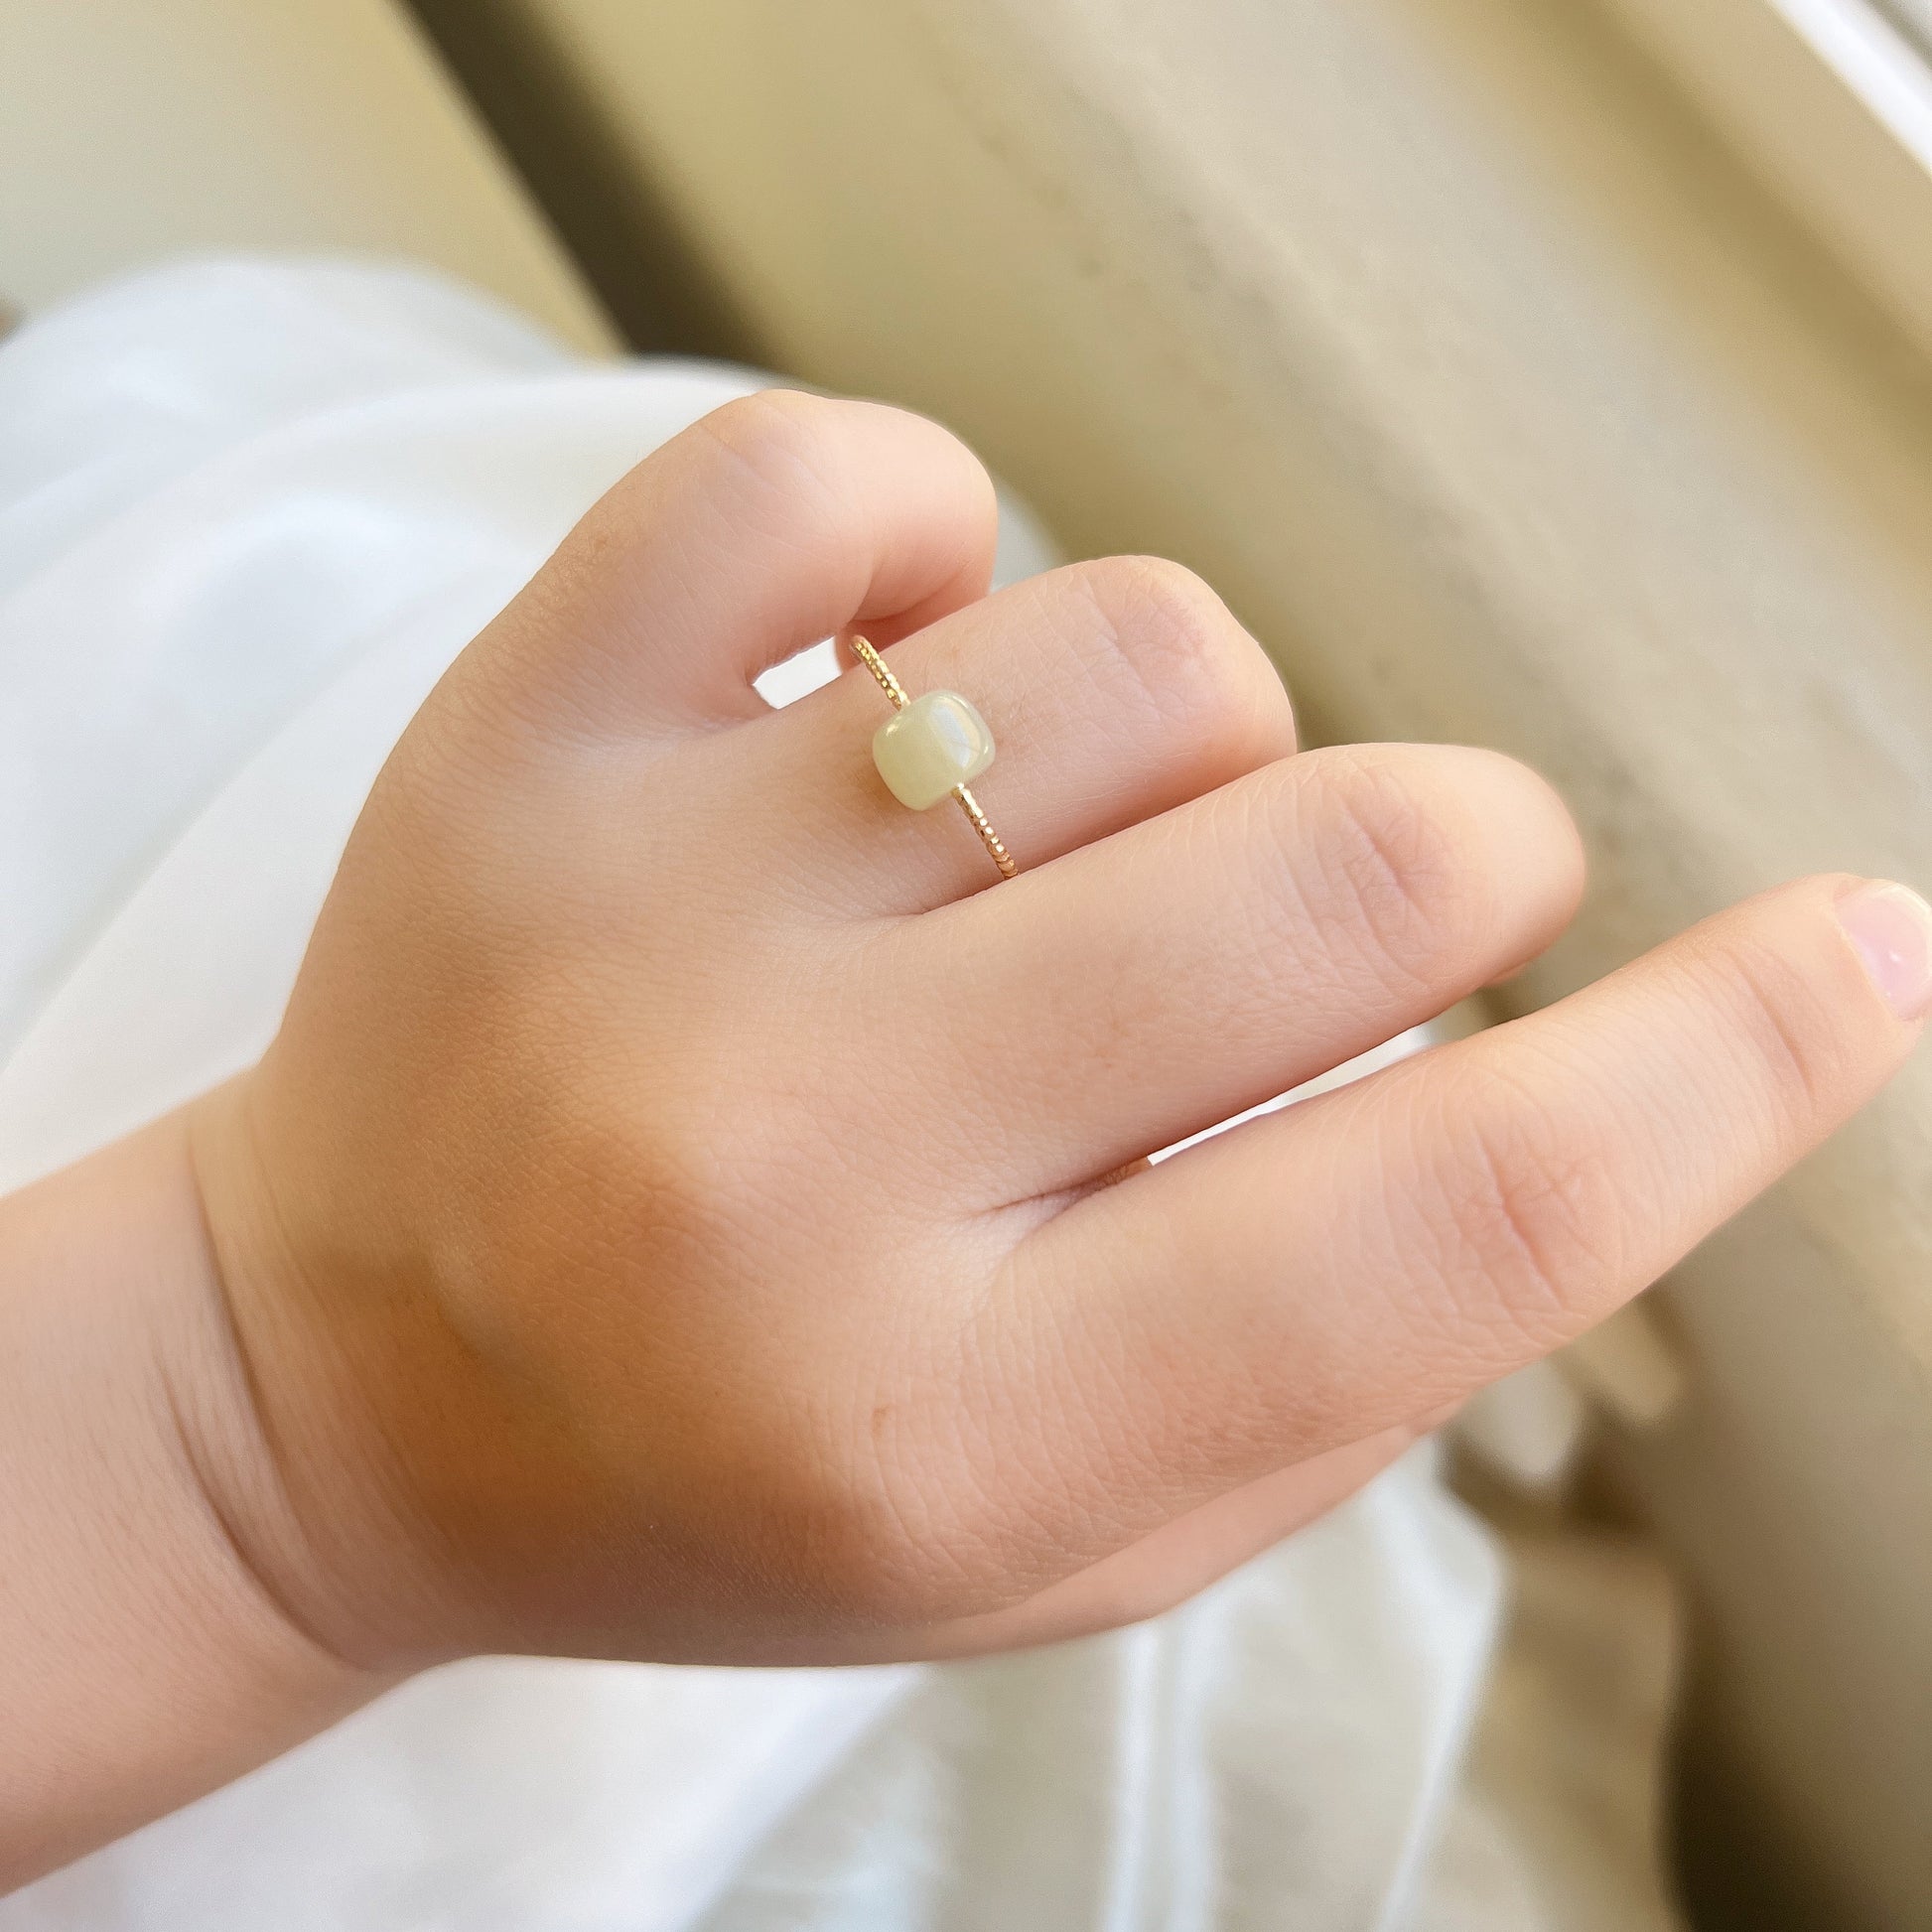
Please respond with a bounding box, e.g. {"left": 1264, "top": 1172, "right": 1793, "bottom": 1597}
{"left": 400, "top": 2, "right": 1932, "bottom": 1923}
{"left": 0, "top": 0, "right": 615, "bottom": 352}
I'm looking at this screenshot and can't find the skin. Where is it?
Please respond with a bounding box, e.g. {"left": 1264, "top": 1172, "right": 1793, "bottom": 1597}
{"left": 3, "top": 390, "right": 1927, "bottom": 1887}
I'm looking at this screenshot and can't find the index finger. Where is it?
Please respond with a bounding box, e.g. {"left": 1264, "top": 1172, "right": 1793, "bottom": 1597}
{"left": 975, "top": 873, "right": 1926, "bottom": 1575}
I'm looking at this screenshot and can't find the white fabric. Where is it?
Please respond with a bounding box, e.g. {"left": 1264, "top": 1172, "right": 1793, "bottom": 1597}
{"left": 0, "top": 258, "right": 1524, "bottom": 1930}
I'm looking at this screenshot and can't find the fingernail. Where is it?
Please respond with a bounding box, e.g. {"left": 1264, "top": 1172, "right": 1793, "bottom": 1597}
{"left": 1836, "top": 880, "right": 1932, "bottom": 1022}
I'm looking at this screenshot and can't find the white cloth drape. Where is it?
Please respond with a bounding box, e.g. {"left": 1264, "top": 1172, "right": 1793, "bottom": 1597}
{"left": 0, "top": 258, "right": 1609, "bottom": 1931}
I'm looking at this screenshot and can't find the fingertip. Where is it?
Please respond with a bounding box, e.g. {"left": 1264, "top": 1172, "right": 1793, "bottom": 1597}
{"left": 1394, "top": 743, "right": 1587, "bottom": 959}
{"left": 1832, "top": 877, "right": 1932, "bottom": 1025}
{"left": 1456, "top": 745, "right": 1585, "bottom": 885}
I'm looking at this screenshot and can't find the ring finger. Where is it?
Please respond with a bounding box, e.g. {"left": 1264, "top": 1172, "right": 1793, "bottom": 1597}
{"left": 732, "top": 554, "right": 1298, "bottom": 917}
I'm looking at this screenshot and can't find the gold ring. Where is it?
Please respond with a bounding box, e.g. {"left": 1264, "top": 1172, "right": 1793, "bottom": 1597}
{"left": 852, "top": 635, "right": 1017, "bottom": 880}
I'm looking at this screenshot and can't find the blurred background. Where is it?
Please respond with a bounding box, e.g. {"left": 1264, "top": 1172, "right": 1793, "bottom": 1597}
{"left": 5, "top": 2, "right": 1931, "bottom": 1925}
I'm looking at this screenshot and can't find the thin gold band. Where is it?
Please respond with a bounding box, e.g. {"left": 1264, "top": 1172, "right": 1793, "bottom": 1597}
{"left": 852, "top": 636, "right": 1018, "bottom": 880}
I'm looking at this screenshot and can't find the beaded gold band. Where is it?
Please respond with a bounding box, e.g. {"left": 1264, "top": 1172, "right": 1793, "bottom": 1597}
{"left": 853, "top": 636, "right": 1017, "bottom": 880}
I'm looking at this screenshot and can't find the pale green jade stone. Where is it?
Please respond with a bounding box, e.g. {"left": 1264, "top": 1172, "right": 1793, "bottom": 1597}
{"left": 872, "top": 690, "right": 996, "bottom": 809}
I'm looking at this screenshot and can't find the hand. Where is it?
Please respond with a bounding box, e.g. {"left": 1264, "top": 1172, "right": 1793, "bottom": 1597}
{"left": 189, "top": 390, "right": 1929, "bottom": 1671}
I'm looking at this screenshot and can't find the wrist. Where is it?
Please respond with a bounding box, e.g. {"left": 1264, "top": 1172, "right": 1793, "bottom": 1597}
{"left": 184, "top": 1072, "right": 490, "bottom": 1673}
{"left": 0, "top": 1107, "right": 383, "bottom": 1887}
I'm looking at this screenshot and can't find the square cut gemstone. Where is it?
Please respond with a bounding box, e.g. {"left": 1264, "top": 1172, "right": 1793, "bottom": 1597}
{"left": 872, "top": 690, "right": 996, "bottom": 809}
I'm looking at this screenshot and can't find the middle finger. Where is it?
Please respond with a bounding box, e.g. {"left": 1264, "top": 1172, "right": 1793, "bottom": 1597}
{"left": 876, "top": 740, "right": 1583, "bottom": 1198}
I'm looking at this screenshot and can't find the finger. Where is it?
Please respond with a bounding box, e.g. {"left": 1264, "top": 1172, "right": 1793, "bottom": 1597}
{"left": 972, "top": 874, "right": 1926, "bottom": 1583}
{"left": 882, "top": 743, "right": 1582, "bottom": 1193}
{"left": 732, "top": 555, "right": 1297, "bottom": 914}
{"left": 469, "top": 390, "right": 998, "bottom": 738}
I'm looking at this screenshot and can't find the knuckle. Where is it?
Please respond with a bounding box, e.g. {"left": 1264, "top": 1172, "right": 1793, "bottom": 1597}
{"left": 558, "top": 391, "right": 847, "bottom": 584}
{"left": 1428, "top": 1073, "right": 1617, "bottom": 1354}
{"left": 1092, "top": 552, "right": 1230, "bottom": 644}
{"left": 1312, "top": 751, "right": 1482, "bottom": 992}
{"left": 1703, "top": 934, "right": 1849, "bottom": 1128}
{"left": 1060, "top": 554, "right": 1289, "bottom": 751}
{"left": 694, "top": 388, "right": 844, "bottom": 510}
{"left": 703, "top": 385, "right": 826, "bottom": 457}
